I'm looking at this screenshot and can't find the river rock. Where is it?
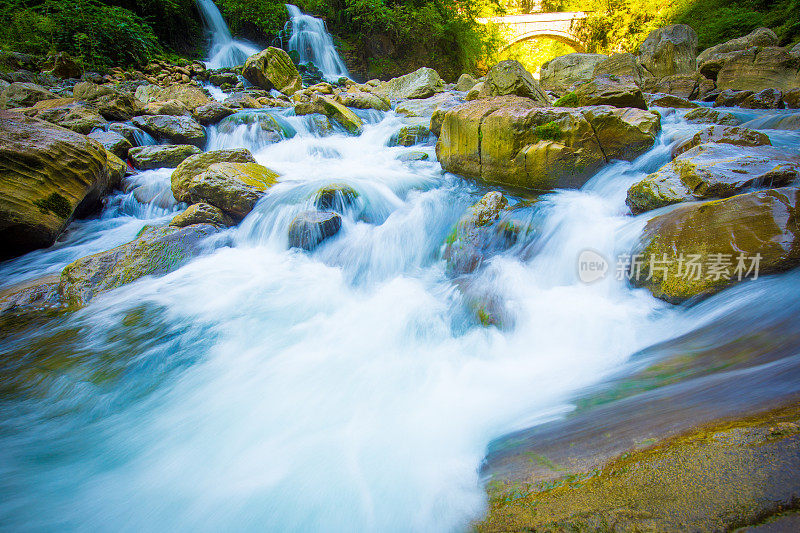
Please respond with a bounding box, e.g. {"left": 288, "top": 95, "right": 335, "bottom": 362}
{"left": 88, "top": 130, "right": 133, "bottom": 159}
{"left": 242, "top": 47, "right": 302, "bottom": 96}
{"left": 740, "top": 88, "right": 784, "bottom": 109}
{"left": 315, "top": 184, "right": 359, "bottom": 211}
{"left": 108, "top": 122, "right": 148, "bottom": 145}
{"left": 645, "top": 73, "right": 704, "bottom": 99}
{"left": 626, "top": 144, "right": 798, "bottom": 213}
{"left": 295, "top": 95, "right": 363, "bottom": 135}
{"left": 134, "top": 83, "right": 211, "bottom": 111}
{"left": 713, "top": 89, "right": 753, "bottom": 107}
{"left": 171, "top": 148, "right": 256, "bottom": 197}
{"left": 631, "top": 187, "right": 800, "bottom": 302}
{"left": 437, "top": 96, "right": 660, "bottom": 191}
{"left": 672, "top": 125, "right": 771, "bottom": 157}
{"left": 19, "top": 99, "right": 107, "bottom": 134}
{"left": 443, "top": 191, "right": 512, "bottom": 275}
{"left": 466, "top": 82, "right": 484, "bottom": 101}
{"left": 637, "top": 24, "right": 698, "bottom": 79}
{"left": 396, "top": 151, "right": 429, "bottom": 162}
{"left": 174, "top": 162, "right": 278, "bottom": 219}
{"left": 335, "top": 91, "right": 390, "bottom": 111}
{"left": 143, "top": 99, "right": 189, "bottom": 116}
{"left": 105, "top": 151, "right": 127, "bottom": 188}
{"left": 224, "top": 93, "right": 262, "bottom": 109}
{"left": 131, "top": 115, "right": 206, "bottom": 148}
{"left": 785, "top": 88, "right": 800, "bottom": 109}
{"left": 288, "top": 211, "right": 342, "bottom": 250}
{"left": 170, "top": 203, "right": 234, "bottom": 228}
{"left": 478, "top": 60, "right": 550, "bottom": 104}
{"left": 684, "top": 107, "right": 740, "bottom": 126}
{"left": 715, "top": 47, "right": 800, "bottom": 92}
{"left": 570, "top": 76, "right": 647, "bottom": 109}
{"left": 593, "top": 53, "right": 651, "bottom": 88}
{"left": 0, "top": 112, "right": 113, "bottom": 259}
{"left": 456, "top": 73, "right": 479, "bottom": 92}
{"left": 540, "top": 53, "right": 608, "bottom": 93}
{"left": 192, "top": 101, "right": 235, "bottom": 125}
{"left": 697, "top": 27, "right": 779, "bottom": 72}
{"left": 390, "top": 123, "right": 430, "bottom": 147}
{"left": 128, "top": 145, "right": 201, "bottom": 170}
{"left": 59, "top": 224, "right": 217, "bottom": 307}
{"left": 375, "top": 67, "right": 444, "bottom": 100}
{"left": 0, "top": 82, "right": 57, "bottom": 109}
{"left": 648, "top": 94, "right": 700, "bottom": 108}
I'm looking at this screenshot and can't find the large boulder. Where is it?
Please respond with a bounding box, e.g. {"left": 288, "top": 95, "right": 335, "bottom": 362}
{"left": 715, "top": 47, "right": 800, "bottom": 92}
{"left": 171, "top": 148, "right": 256, "bottom": 198}
{"left": 242, "top": 47, "right": 302, "bottom": 95}
{"left": 374, "top": 67, "right": 445, "bottom": 100}
{"left": 131, "top": 115, "right": 207, "bottom": 148}
{"left": 456, "top": 73, "right": 479, "bottom": 92}
{"left": 713, "top": 89, "right": 753, "bottom": 107}
{"left": 740, "top": 88, "right": 784, "bottom": 109}
{"left": 592, "top": 53, "right": 651, "bottom": 88}
{"left": 18, "top": 99, "right": 107, "bottom": 134}
{"left": 59, "top": 224, "right": 217, "bottom": 307}
{"left": 697, "top": 28, "right": 779, "bottom": 70}
{"left": 88, "top": 130, "right": 133, "bottom": 159}
{"left": 568, "top": 76, "right": 647, "bottom": 109}
{"left": 172, "top": 162, "right": 279, "bottom": 219}
{"left": 134, "top": 84, "right": 212, "bottom": 111}
{"left": 128, "top": 145, "right": 201, "bottom": 170}
{"left": 72, "top": 82, "right": 142, "bottom": 121}
{"left": 672, "top": 125, "right": 771, "bottom": 157}
{"left": 631, "top": 187, "right": 800, "bottom": 302}
{"left": 637, "top": 24, "right": 698, "bottom": 79}
{"left": 288, "top": 211, "right": 342, "bottom": 250}
{"left": 648, "top": 94, "right": 700, "bottom": 108}
{"left": 295, "top": 95, "right": 363, "bottom": 135}
{"left": 478, "top": 60, "right": 550, "bottom": 104}
{"left": 540, "top": 53, "right": 608, "bottom": 93}
{"left": 626, "top": 143, "right": 799, "bottom": 214}
{"left": 0, "top": 82, "right": 57, "bottom": 109}
{"left": 436, "top": 96, "right": 660, "bottom": 191}
{"left": 644, "top": 73, "right": 705, "bottom": 100}
{"left": 0, "top": 112, "right": 113, "bottom": 259}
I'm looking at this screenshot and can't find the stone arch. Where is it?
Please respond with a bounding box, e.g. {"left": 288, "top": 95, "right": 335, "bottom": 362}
{"left": 501, "top": 30, "right": 585, "bottom": 53}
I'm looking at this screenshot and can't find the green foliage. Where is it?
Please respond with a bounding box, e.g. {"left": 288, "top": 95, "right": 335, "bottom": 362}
{"left": 215, "top": 0, "right": 290, "bottom": 41}
{"left": 554, "top": 92, "right": 579, "bottom": 107}
{"left": 533, "top": 121, "right": 563, "bottom": 141}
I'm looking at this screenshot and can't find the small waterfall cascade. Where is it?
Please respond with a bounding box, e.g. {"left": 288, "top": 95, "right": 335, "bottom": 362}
{"left": 285, "top": 3, "right": 350, "bottom": 80}
{"left": 195, "top": 0, "right": 259, "bottom": 69}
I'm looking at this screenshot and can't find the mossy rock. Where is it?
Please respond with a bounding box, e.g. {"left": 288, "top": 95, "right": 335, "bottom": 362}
{"left": 128, "top": 145, "right": 201, "bottom": 170}
{"left": 314, "top": 184, "right": 359, "bottom": 212}
{"left": 684, "top": 107, "right": 740, "bottom": 126}
{"left": 295, "top": 95, "right": 363, "bottom": 135}
{"left": 170, "top": 203, "right": 234, "bottom": 228}
{"left": 176, "top": 162, "right": 279, "bottom": 219}
{"left": 131, "top": 114, "right": 207, "bottom": 148}
{"left": 171, "top": 148, "right": 256, "bottom": 202}
{"left": 134, "top": 84, "right": 211, "bottom": 111}
{"left": 242, "top": 47, "right": 302, "bottom": 96}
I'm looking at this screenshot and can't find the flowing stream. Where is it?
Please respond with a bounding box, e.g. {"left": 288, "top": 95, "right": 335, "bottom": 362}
{"left": 2, "top": 8, "right": 800, "bottom": 533}
{"left": 195, "top": 0, "right": 259, "bottom": 68}
{"left": 286, "top": 4, "right": 350, "bottom": 80}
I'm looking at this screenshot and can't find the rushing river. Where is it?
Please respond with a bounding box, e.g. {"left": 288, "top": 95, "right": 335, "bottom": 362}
{"left": 3, "top": 6, "right": 800, "bottom": 533}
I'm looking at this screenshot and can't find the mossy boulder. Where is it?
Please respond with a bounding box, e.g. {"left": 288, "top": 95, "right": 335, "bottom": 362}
{"left": 0, "top": 82, "right": 57, "bottom": 109}
{"left": 88, "top": 130, "right": 133, "bottom": 159}
{"left": 142, "top": 99, "right": 189, "bottom": 117}
{"left": 242, "top": 47, "right": 302, "bottom": 96}
{"left": 437, "top": 96, "right": 660, "bottom": 191}
{"left": 134, "top": 84, "right": 211, "bottom": 111}
{"left": 389, "top": 122, "right": 430, "bottom": 147}
{"left": 335, "top": 91, "right": 390, "bottom": 112}
{"left": 105, "top": 151, "right": 127, "bottom": 189}
{"left": 740, "top": 88, "right": 784, "bottom": 109}
{"left": 170, "top": 203, "right": 234, "bottom": 228}
{"left": 478, "top": 60, "right": 550, "bottom": 104}
{"left": 295, "top": 95, "right": 363, "bottom": 135}
{"left": 571, "top": 76, "right": 647, "bottom": 110}
{"left": 672, "top": 125, "right": 771, "bottom": 158}
{"left": 713, "top": 89, "right": 753, "bottom": 107}
{"left": 131, "top": 115, "right": 206, "bottom": 148}
{"left": 374, "top": 67, "right": 444, "bottom": 100}
{"left": 0, "top": 112, "right": 113, "bottom": 259}
{"left": 540, "top": 53, "right": 608, "bottom": 94}
{"left": 697, "top": 27, "right": 779, "bottom": 77}
{"left": 59, "top": 224, "right": 217, "bottom": 307}
{"left": 314, "top": 184, "right": 359, "bottom": 212}
{"left": 684, "top": 107, "right": 740, "bottom": 126}
{"left": 627, "top": 144, "right": 798, "bottom": 214}
{"left": 288, "top": 211, "right": 342, "bottom": 250}
{"left": 18, "top": 99, "right": 107, "bottom": 134}
{"left": 456, "top": 73, "right": 478, "bottom": 92}
{"left": 631, "top": 187, "right": 800, "bottom": 302}
{"left": 636, "top": 24, "right": 698, "bottom": 79}
{"left": 128, "top": 145, "right": 201, "bottom": 170}
{"left": 171, "top": 149, "right": 256, "bottom": 199}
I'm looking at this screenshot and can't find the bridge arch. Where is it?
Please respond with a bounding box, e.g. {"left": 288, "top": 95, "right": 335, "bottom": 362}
{"left": 501, "top": 30, "right": 585, "bottom": 53}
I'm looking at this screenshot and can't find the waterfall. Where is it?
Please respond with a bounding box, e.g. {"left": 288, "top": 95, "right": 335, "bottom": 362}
{"left": 286, "top": 3, "right": 350, "bottom": 80}
{"left": 195, "top": 0, "right": 259, "bottom": 69}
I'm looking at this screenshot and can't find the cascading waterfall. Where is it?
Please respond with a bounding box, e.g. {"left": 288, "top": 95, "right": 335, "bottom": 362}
{"left": 195, "top": 0, "right": 259, "bottom": 68}
{"left": 286, "top": 3, "right": 350, "bottom": 80}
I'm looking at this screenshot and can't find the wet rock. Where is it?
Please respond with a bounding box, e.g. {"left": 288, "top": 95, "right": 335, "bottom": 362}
{"left": 224, "top": 92, "right": 262, "bottom": 109}
{"left": 59, "top": 224, "right": 217, "bottom": 307}
{"left": 437, "top": 96, "right": 660, "bottom": 191}
{"left": 88, "top": 130, "right": 132, "bottom": 159}
{"left": 171, "top": 149, "right": 256, "bottom": 195}
{"left": 192, "top": 101, "right": 235, "bottom": 125}
{"left": 570, "top": 76, "right": 647, "bottom": 109}
{"left": 128, "top": 145, "right": 201, "bottom": 170}
{"left": 636, "top": 24, "right": 698, "bottom": 79}
{"left": 374, "top": 67, "right": 444, "bottom": 100}
{"left": 134, "top": 83, "right": 211, "bottom": 111}
{"left": 170, "top": 203, "right": 234, "bottom": 228}
{"left": 672, "top": 125, "right": 771, "bottom": 157}
{"left": 105, "top": 151, "right": 127, "bottom": 188}
{"left": 295, "top": 95, "right": 363, "bottom": 135}
{"left": 208, "top": 70, "right": 239, "bottom": 87}
{"left": 740, "top": 88, "right": 784, "bottom": 109}
{"left": 593, "top": 53, "right": 651, "bottom": 88}
{"left": 683, "top": 107, "right": 740, "bottom": 126}
{"left": 390, "top": 123, "right": 430, "bottom": 147}
{"left": 174, "top": 161, "right": 278, "bottom": 219}
{"left": 143, "top": 99, "right": 189, "bottom": 116}
{"left": 108, "top": 122, "right": 148, "bottom": 145}
{"left": 697, "top": 27, "right": 779, "bottom": 76}
{"left": 397, "top": 151, "right": 429, "bottom": 162}
{"left": 131, "top": 115, "right": 206, "bottom": 148}
{"left": 785, "top": 88, "right": 800, "bottom": 109}
{"left": 19, "top": 99, "right": 107, "bottom": 134}
{"left": 648, "top": 94, "right": 700, "bottom": 108}
{"left": 0, "top": 82, "right": 57, "bottom": 109}
{"left": 466, "top": 82, "right": 484, "bottom": 101}
{"left": 478, "top": 60, "right": 550, "bottom": 104}
{"left": 632, "top": 187, "right": 800, "bottom": 302}
{"left": 395, "top": 92, "right": 462, "bottom": 120}
{"left": 540, "top": 53, "right": 608, "bottom": 93}
{"left": 715, "top": 47, "right": 800, "bottom": 92}
{"left": 288, "top": 211, "right": 342, "bottom": 250}
{"left": 0, "top": 275, "right": 63, "bottom": 316}
{"left": 627, "top": 144, "right": 798, "bottom": 214}
{"left": 714, "top": 89, "right": 753, "bottom": 107}
{"left": 443, "top": 191, "right": 512, "bottom": 275}
{"left": 0, "top": 112, "right": 113, "bottom": 259}
{"left": 456, "top": 73, "right": 479, "bottom": 92}
{"left": 335, "top": 91, "right": 390, "bottom": 111}
{"left": 314, "top": 184, "right": 359, "bottom": 211}
{"left": 242, "top": 47, "right": 302, "bottom": 96}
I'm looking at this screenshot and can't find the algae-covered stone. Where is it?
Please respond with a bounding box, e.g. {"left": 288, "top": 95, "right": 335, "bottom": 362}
{"left": 444, "top": 191, "right": 512, "bottom": 275}
{"left": 142, "top": 99, "right": 189, "bottom": 116}
{"left": 374, "top": 67, "right": 444, "bottom": 100}
{"left": 314, "top": 184, "right": 359, "bottom": 211}
{"left": 170, "top": 203, "right": 233, "bottom": 228}
{"left": 592, "top": 53, "right": 651, "bottom": 88}
{"left": 176, "top": 162, "right": 279, "bottom": 219}
{"left": 295, "top": 95, "right": 363, "bottom": 135}
{"left": 478, "top": 60, "right": 550, "bottom": 104}
{"left": 672, "top": 125, "right": 771, "bottom": 158}
{"left": 632, "top": 187, "right": 800, "bottom": 302}
{"left": 134, "top": 83, "right": 211, "bottom": 111}
{"left": 128, "top": 145, "right": 201, "bottom": 170}
{"left": 572, "top": 76, "right": 647, "bottom": 109}
{"left": 105, "top": 151, "right": 127, "bottom": 189}
{"left": 637, "top": 24, "right": 698, "bottom": 79}
{"left": 242, "top": 47, "right": 302, "bottom": 95}
{"left": 20, "top": 99, "right": 107, "bottom": 134}
{"left": 540, "top": 53, "right": 608, "bottom": 93}
{"left": 684, "top": 107, "right": 740, "bottom": 126}
{"left": 88, "top": 130, "right": 132, "bottom": 159}
{"left": 132, "top": 115, "right": 207, "bottom": 148}
{"left": 390, "top": 123, "right": 430, "bottom": 147}
{"left": 0, "top": 112, "right": 112, "bottom": 259}
{"left": 171, "top": 148, "right": 256, "bottom": 199}
{"left": 59, "top": 224, "right": 217, "bottom": 307}
{"left": 335, "top": 91, "right": 390, "bottom": 112}
{"left": 0, "top": 82, "right": 57, "bottom": 109}
{"left": 288, "top": 211, "right": 342, "bottom": 250}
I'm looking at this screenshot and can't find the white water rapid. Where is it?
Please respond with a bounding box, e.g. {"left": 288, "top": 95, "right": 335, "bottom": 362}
{"left": 195, "top": 0, "right": 259, "bottom": 68}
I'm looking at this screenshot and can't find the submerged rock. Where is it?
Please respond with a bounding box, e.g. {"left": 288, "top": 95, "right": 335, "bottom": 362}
{"left": 242, "top": 47, "right": 302, "bottom": 96}
{"left": 0, "top": 112, "right": 114, "bottom": 259}
{"left": 314, "top": 184, "right": 359, "bottom": 212}
{"left": 128, "top": 145, "right": 201, "bottom": 170}
{"left": 632, "top": 187, "right": 800, "bottom": 302}
{"left": 288, "top": 211, "right": 342, "bottom": 250}
{"left": 59, "top": 224, "right": 217, "bottom": 307}
{"left": 444, "top": 191, "right": 512, "bottom": 275}
{"left": 131, "top": 115, "right": 207, "bottom": 148}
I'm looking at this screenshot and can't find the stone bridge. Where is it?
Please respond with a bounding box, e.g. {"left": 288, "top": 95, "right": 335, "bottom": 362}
{"left": 477, "top": 12, "right": 588, "bottom": 52}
